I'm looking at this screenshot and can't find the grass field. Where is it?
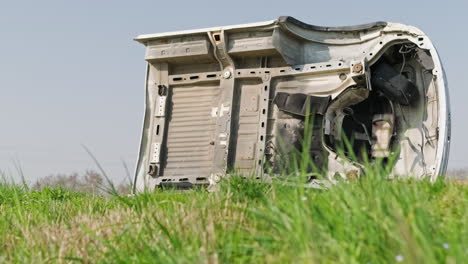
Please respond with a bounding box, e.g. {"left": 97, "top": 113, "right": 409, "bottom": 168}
{"left": 0, "top": 168, "right": 467, "bottom": 264}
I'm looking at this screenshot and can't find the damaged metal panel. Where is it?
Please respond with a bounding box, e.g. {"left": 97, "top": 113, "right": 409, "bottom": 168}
{"left": 133, "top": 16, "right": 450, "bottom": 191}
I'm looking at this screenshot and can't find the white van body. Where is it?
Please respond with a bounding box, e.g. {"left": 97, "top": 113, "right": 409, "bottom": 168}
{"left": 133, "top": 17, "right": 450, "bottom": 191}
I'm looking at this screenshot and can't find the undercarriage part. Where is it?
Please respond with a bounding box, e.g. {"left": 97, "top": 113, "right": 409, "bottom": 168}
{"left": 273, "top": 93, "right": 330, "bottom": 117}
{"left": 272, "top": 93, "right": 330, "bottom": 177}
{"left": 370, "top": 95, "right": 395, "bottom": 159}
{"left": 371, "top": 113, "right": 394, "bottom": 158}
{"left": 271, "top": 109, "right": 329, "bottom": 177}
{"left": 133, "top": 16, "right": 450, "bottom": 192}
{"left": 371, "top": 61, "right": 419, "bottom": 105}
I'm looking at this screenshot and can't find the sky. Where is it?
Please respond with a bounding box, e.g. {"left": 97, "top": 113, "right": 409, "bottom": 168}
{"left": 0, "top": 0, "right": 466, "bottom": 183}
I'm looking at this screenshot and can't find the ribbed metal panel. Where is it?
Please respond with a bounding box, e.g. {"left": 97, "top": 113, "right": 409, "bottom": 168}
{"left": 234, "top": 80, "right": 262, "bottom": 173}
{"left": 164, "top": 83, "right": 220, "bottom": 176}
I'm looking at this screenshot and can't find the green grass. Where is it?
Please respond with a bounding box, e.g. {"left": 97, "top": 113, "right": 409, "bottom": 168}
{"left": 0, "top": 172, "right": 466, "bottom": 263}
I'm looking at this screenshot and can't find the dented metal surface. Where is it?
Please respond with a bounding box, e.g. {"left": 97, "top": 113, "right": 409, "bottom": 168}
{"left": 133, "top": 16, "right": 450, "bottom": 191}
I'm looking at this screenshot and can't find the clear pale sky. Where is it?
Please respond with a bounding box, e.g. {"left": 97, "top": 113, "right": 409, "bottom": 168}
{"left": 0, "top": 0, "right": 466, "bottom": 183}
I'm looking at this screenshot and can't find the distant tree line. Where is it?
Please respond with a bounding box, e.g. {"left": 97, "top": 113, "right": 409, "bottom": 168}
{"left": 32, "top": 170, "right": 131, "bottom": 195}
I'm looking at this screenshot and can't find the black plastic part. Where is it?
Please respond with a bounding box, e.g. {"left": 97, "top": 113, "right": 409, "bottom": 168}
{"left": 278, "top": 16, "right": 387, "bottom": 32}
{"left": 148, "top": 163, "right": 159, "bottom": 177}
{"left": 416, "top": 49, "right": 435, "bottom": 70}
{"left": 273, "top": 92, "right": 330, "bottom": 116}
{"left": 371, "top": 62, "right": 419, "bottom": 105}
{"left": 158, "top": 85, "right": 168, "bottom": 96}
{"left": 159, "top": 182, "right": 194, "bottom": 189}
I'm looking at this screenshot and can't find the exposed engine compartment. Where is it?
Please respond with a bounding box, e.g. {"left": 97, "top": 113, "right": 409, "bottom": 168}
{"left": 133, "top": 17, "right": 450, "bottom": 191}
{"left": 324, "top": 43, "right": 429, "bottom": 164}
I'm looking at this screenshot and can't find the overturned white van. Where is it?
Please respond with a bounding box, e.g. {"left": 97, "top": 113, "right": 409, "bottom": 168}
{"left": 133, "top": 16, "right": 450, "bottom": 191}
